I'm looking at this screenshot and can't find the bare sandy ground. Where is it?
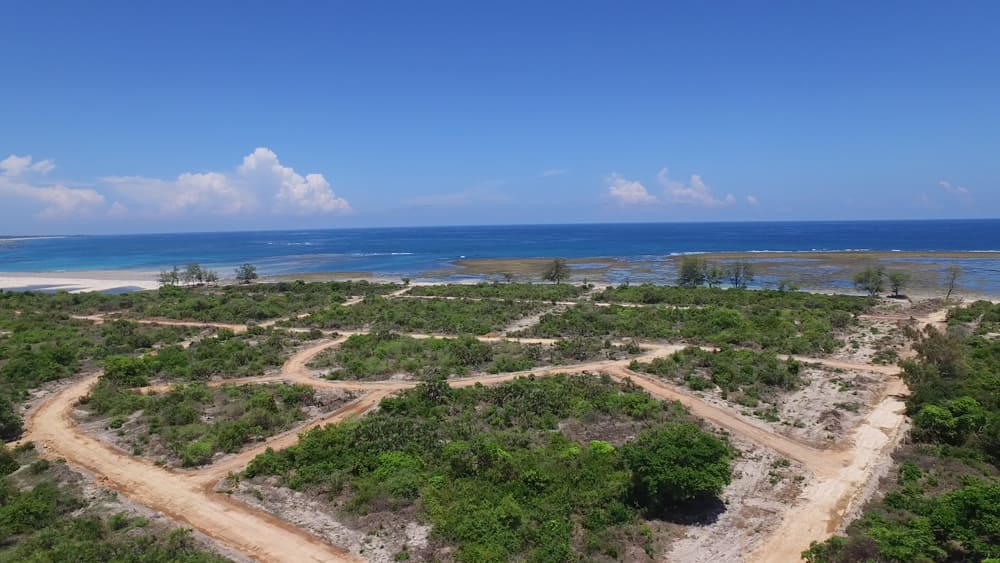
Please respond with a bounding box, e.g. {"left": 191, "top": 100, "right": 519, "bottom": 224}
{"left": 0, "top": 270, "right": 160, "bottom": 292}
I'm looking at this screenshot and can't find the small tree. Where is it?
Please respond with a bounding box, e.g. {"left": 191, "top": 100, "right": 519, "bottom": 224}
{"left": 726, "top": 261, "right": 755, "bottom": 289}
{"left": 157, "top": 266, "right": 180, "bottom": 286}
{"left": 0, "top": 397, "right": 24, "bottom": 441}
{"left": 622, "top": 424, "right": 733, "bottom": 512}
{"left": 676, "top": 256, "right": 706, "bottom": 287}
{"left": 704, "top": 263, "right": 724, "bottom": 289}
{"left": 945, "top": 265, "right": 961, "bottom": 300}
{"left": 234, "top": 263, "right": 259, "bottom": 284}
{"left": 542, "top": 259, "right": 570, "bottom": 284}
{"left": 202, "top": 269, "right": 220, "bottom": 285}
{"left": 181, "top": 263, "right": 203, "bottom": 286}
{"left": 502, "top": 272, "right": 515, "bottom": 284}
{"left": 887, "top": 270, "right": 910, "bottom": 298}
{"left": 853, "top": 266, "right": 885, "bottom": 297}
{"left": 401, "top": 277, "right": 411, "bottom": 287}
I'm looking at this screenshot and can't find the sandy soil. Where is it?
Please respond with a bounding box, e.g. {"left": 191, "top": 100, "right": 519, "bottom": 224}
{"left": 0, "top": 271, "right": 160, "bottom": 292}
{"left": 666, "top": 435, "right": 808, "bottom": 562}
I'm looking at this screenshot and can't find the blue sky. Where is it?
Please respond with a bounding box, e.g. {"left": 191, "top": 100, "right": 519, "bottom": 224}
{"left": 2, "top": 1, "right": 998, "bottom": 234}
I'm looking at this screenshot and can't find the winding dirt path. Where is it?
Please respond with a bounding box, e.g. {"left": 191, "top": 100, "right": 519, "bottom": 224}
{"left": 40, "top": 300, "right": 953, "bottom": 562}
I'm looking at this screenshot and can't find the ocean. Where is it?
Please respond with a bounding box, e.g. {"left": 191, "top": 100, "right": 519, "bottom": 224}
{"left": 2, "top": 220, "right": 999, "bottom": 292}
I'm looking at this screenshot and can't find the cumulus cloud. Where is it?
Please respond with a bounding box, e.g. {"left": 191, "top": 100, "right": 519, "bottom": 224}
{"left": 1, "top": 154, "right": 55, "bottom": 177}
{"left": 0, "top": 155, "right": 105, "bottom": 218}
{"left": 239, "top": 148, "right": 351, "bottom": 214}
{"left": 938, "top": 180, "right": 971, "bottom": 199}
{"left": 607, "top": 174, "right": 657, "bottom": 205}
{"left": 104, "top": 147, "right": 351, "bottom": 217}
{"left": 658, "top": 168, "right": 734, "bottom": 207}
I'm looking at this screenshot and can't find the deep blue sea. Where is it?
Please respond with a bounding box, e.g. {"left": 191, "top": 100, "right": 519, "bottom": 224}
{"left": 2, "top": 220, "right": 999, "bottom": 290}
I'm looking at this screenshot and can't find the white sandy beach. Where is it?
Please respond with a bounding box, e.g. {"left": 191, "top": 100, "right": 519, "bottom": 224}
{"left": 0, "top": 271, "right": 160, "bottom": 293}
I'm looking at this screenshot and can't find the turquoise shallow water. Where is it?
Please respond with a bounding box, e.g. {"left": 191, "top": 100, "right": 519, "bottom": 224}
{"left": 1, "top": 220, "right": 999, "bottom": 292}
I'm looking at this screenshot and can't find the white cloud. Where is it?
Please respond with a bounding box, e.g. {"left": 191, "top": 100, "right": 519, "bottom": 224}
{"left": 0, "top": 176, "right": 105, "bottom": 219}
{"left": 0, "top": 154, "right": 104, "bottom": 218}
{"left": 658, "top": 168, "right": 734, "bottom": 207}
{"left": 540, "top": 169, "right": 569, "bottom": 178}
{"left": 104, "top": 147, "right": 351, "bottom": 217}
{"left": 1, "top": 154, "right": 55, "bottom": 177}
{"left": 239, "top": 147, "right": 351, "bottom": 214}
{"left": 2, "top": 148, "right": 352, "bottom": 223}
{"left": 938, "top": 180, "right": 971, "bottom": 198}
{"left": 746, "top": 195, "right": 759, "bottom": 206}
{"left": 607, "top": 174, "right": 657, "bottom": 205}
{"left": 102, "top": 173, "right": 254, "bottom": 217}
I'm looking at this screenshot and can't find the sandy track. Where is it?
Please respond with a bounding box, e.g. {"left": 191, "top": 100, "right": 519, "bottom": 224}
{"left": 24, "top": 374, "right": 365, "bottom": 563}
{"left": 38, "top": 301, "right": 950, "bottom": 562}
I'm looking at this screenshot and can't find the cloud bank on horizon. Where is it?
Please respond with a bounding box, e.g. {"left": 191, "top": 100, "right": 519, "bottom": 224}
{"left": 0, "top": 148, "right": 351, "bottom": 223}
{"left": 606, "top": 168, "right": 742, "bottom": 208}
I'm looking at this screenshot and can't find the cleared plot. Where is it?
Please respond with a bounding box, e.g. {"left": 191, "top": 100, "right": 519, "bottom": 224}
{"left": 630, "top": 347, "right": 885, "bottom": 446}
{"left": 523, "top": 303, "right": 851, "bottom": 354}
{"left": 306, "top": 332, "right": 639, "bottom": 380}
{"left": 290, "top": 296, "right": 547, "bottom": 335}
{"left": 238, "top": 374, "right": 732, "bottom": 562}
{"left": 406, "top": 282, "right": 588, "bottom": 301}
{"left": 78, "top": 381, "right": 356, "bottom": 468}
{"left": 594, "top": 285, "right": 869, "bottom": 313}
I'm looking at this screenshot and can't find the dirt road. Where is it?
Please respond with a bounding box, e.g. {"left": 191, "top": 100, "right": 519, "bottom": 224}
{"left": 36, "top": 300, "right": 952, "bottom": 562}
{"left": 24, "top": 373, "right": 367, "bottom": 563}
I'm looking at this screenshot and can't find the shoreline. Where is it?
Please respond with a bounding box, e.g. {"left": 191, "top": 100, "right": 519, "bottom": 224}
{"left": 0, "top": 270, "right": 160, "bottom": 293}
{"left": 2, "top": 250, "right": 998, "bottom": 298}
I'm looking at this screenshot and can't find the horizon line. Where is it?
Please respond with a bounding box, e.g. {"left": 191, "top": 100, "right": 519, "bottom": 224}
{"left": 4, "top": 216, "right": 1000, "bottom": 239}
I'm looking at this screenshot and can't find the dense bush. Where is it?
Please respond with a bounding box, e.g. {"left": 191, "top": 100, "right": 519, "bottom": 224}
{"left": 632, "top": 346, "right": 801, "bottom": 405}
{"left": 595, "top": 284, "right": 868, "bottom": 313}
{"left": 0, "top": 454, "right": 226, "bottom": 561}
{"left": 292, "top": 296, "right": 545, "bottom": 335}
{"left": 526, "top": 303, "right": 844, "bottom": 354}
{"left": 407, "top": 282, "right": 587, "bottom": 301}
{"left": 308, "top": 332, "right": 636, "bottom": 379}
{"left": 245, "top": 374, "right": 731, "bottom": 560}
{"left": 82, "top": 382, "right": 318, "bottom": 467}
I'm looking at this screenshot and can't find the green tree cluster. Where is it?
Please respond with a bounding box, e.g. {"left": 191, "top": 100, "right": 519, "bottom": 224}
{"left": 245, "top": 375, "right": 732, "bottom": 560}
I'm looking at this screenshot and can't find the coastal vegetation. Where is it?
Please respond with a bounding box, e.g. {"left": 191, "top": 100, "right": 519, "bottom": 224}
{"left": 291, "top": 296, "right": 545, "bottom": 335}
{"left": 406, "top": 282, "right": 586, "bottom": 301}
{"left": 81, "top": 382, "right": 334, "bottom": 467}
{"left": 233, "top": 264, "right": 258, "bottom": 284}
{"left": 0, "top": 444, "right": 225, "bottom": 561}
{"left": 593, "top": 284, "right": 868, "bottom": 311}
{"left": 524, "top": 302, "right": 853, "bottom": 354}
{"left": 630, "top": 346, "right": 802, "bottom": 405}
{"left": 306, "top": 332, "right": 638, "bottom": 380}
{"left": 244, "top": 374, "right": 733, "bottom": 561}
{"left": 99, "top": 327, "right": 306, "bottom": 384}
{"left": 803, "top": 301, "right": 1000, "bottom": 562}
{"left": 676, "top": 256, "right": 756, "bottom": 289}
{"left": 541, "top": 258, "right": 571, "bottom": 284}
{"left": 158, "top": 263, "right": 221, "bottom": 287}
